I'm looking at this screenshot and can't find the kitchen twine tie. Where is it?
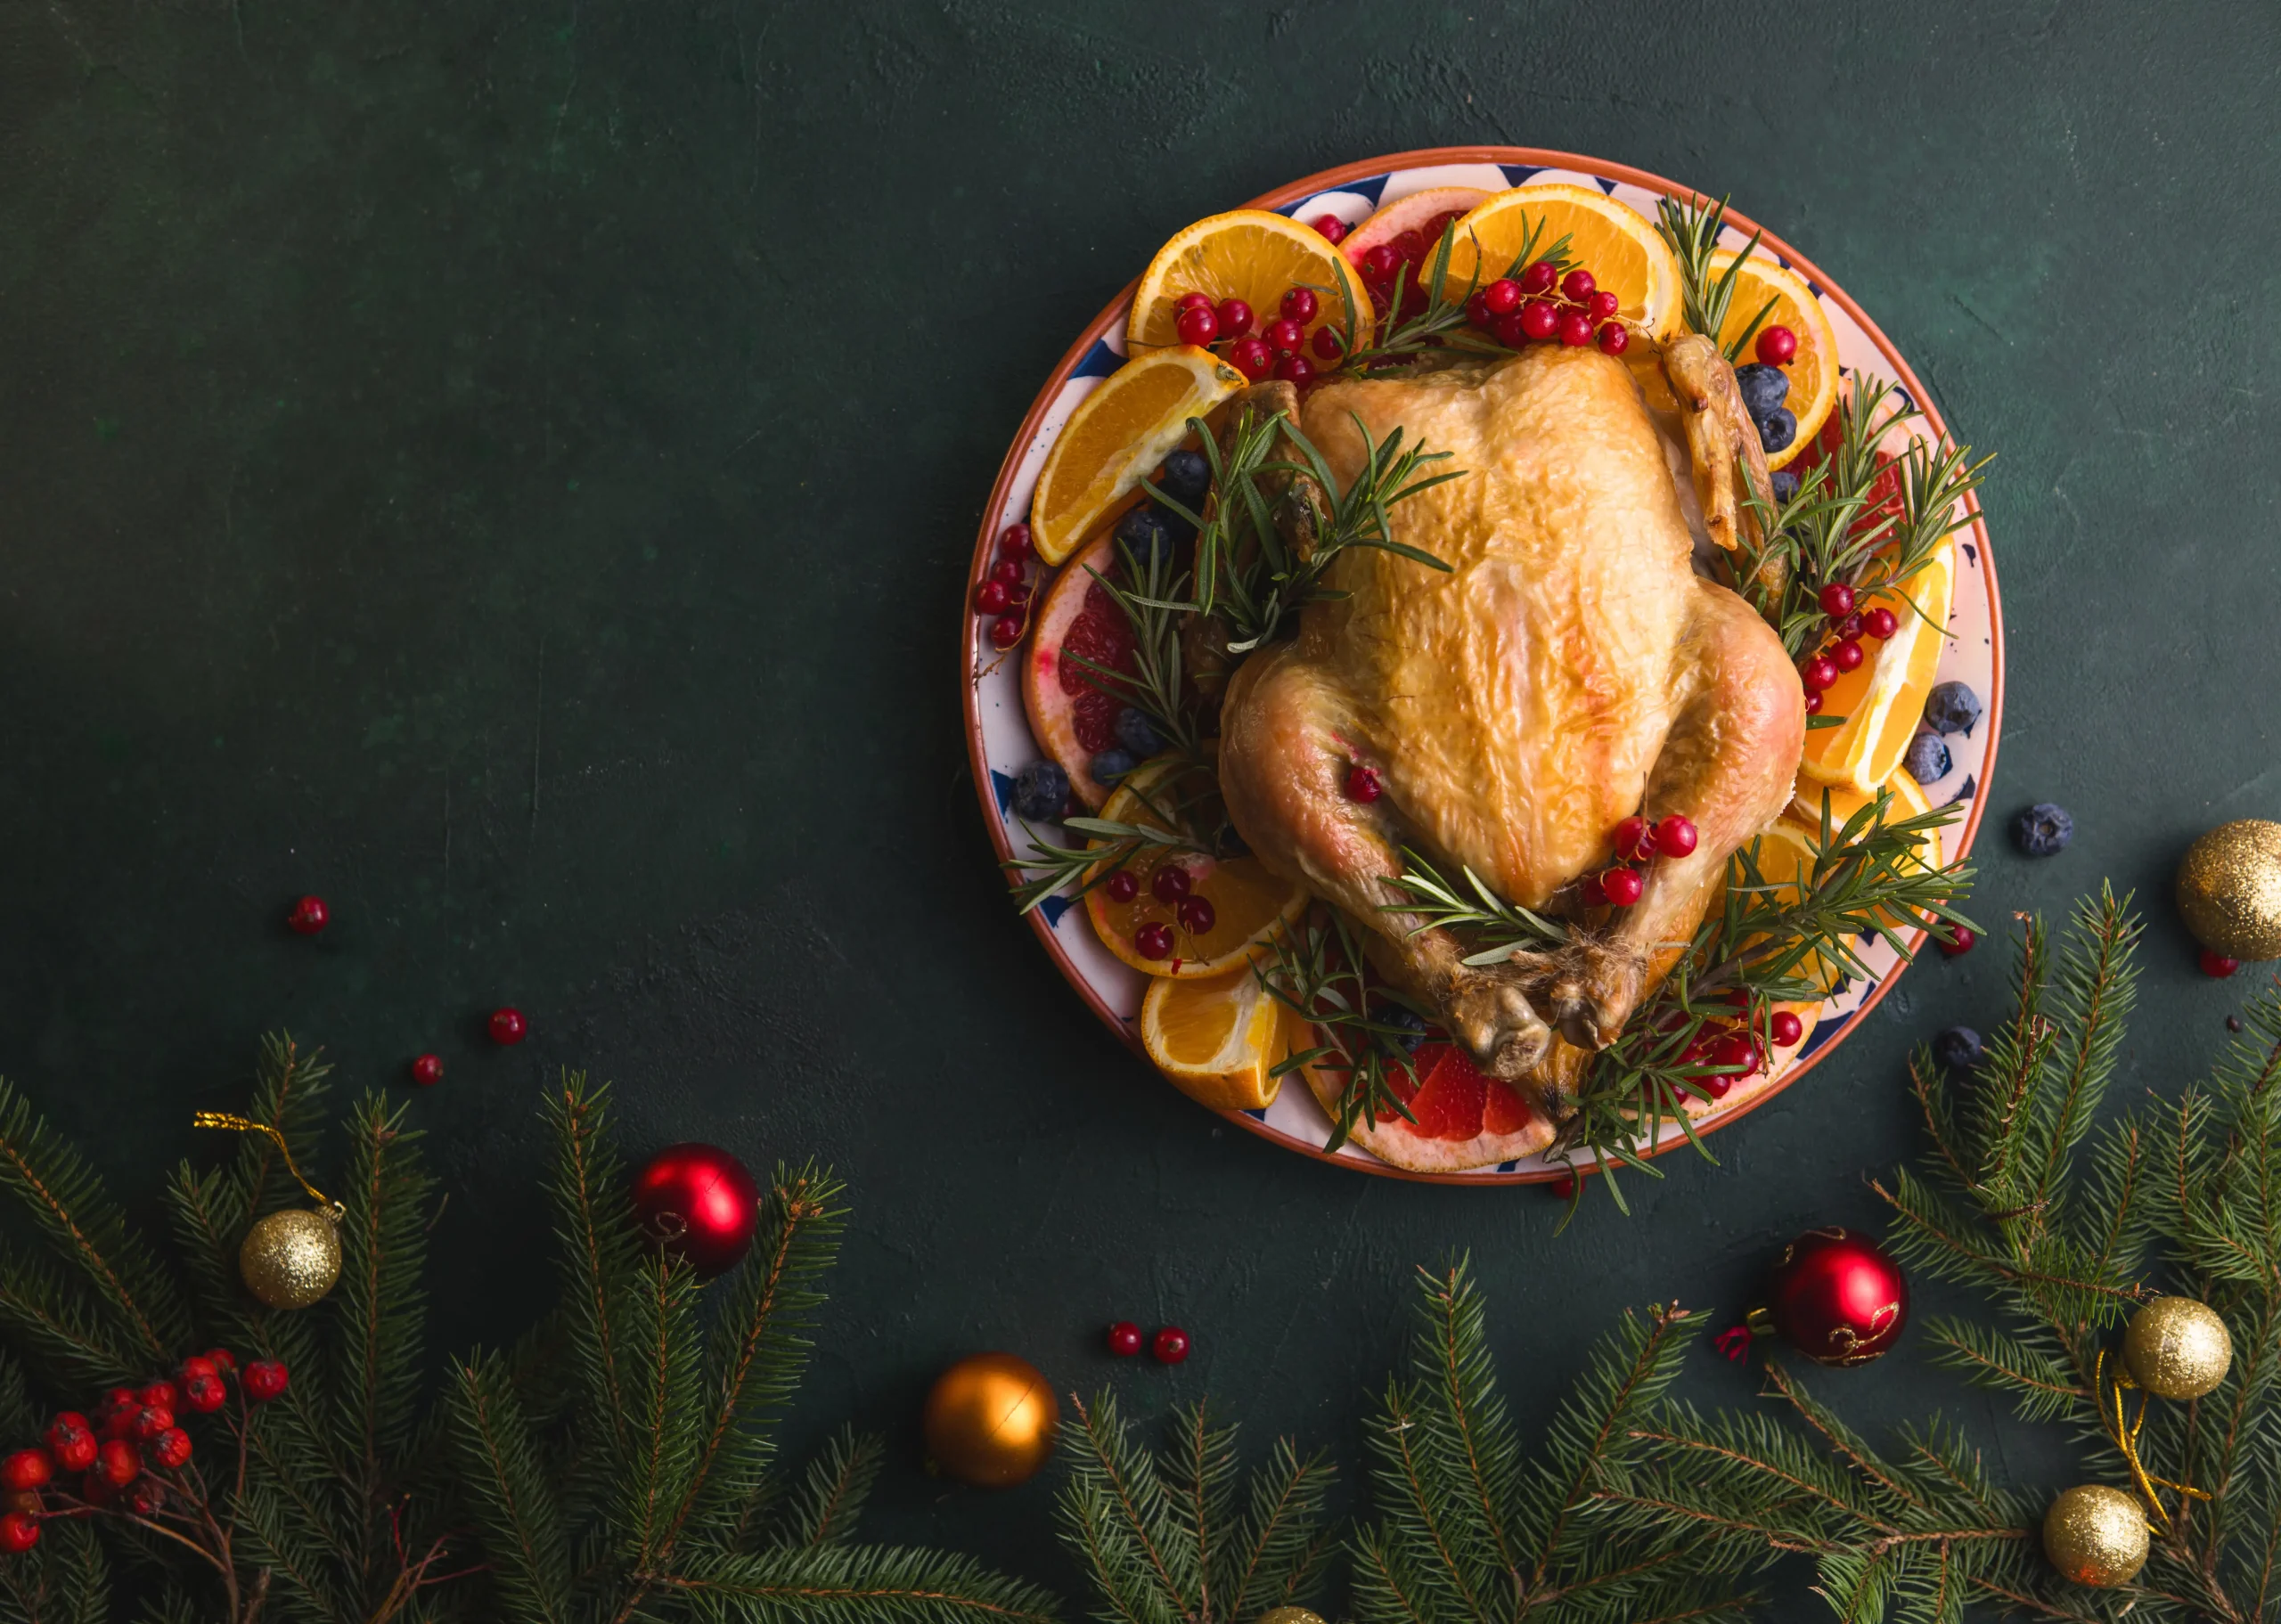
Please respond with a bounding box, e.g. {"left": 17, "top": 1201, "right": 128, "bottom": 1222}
{"left": 191, "top": 1112, "right": 346, "bottom": 1222}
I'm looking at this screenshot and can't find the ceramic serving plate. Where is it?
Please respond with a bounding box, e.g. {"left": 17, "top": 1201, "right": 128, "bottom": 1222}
{"left": 963, "top": 146, "right": 2004, "bottom": 1185}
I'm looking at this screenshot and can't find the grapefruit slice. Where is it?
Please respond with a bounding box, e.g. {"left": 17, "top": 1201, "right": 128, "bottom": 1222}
{"left": 1343, "top": 186, "right": 1491, "bottom": 279}
{"left": 1301, "top": 1038, "right": 1553, "bottom": 1172}
{"left": 1022, "top": 536, "right": 1139, "bottom": 810}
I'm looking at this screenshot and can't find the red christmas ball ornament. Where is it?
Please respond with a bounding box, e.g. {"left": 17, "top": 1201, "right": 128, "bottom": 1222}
{"left": 631, "top": 1143, "right": 760, "bottom": 1278}
{"left": 1753, "top": 1228, "right": 1910, "bottom": 1367}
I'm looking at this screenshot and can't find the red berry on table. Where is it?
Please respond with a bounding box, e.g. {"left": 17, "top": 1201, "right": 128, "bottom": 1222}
{"left": 1272, "top": 355, "right": 1314, "bottom": 386}
{"left": 988, "top": 614, "right": 1024, "bottom": 650}
{"left": 1310, "top": 214, "right": 1348, "bottom": 245}
{"left": 1519, "top": 260, "right": 1557, "bottom": 295}
{"left": 1107, "top": 1321, "right": 1143, "bottom": 1357}
{"left": 1360, "top": 243, "right": 1402, "bottom": 283}
{"left": 1150, "top": 865, "right": 1192, "bottom": 903}
{"left": 1175, "top": 895, "right": 1216, "bottom": 934}
{"left": 1610, "top": 814, "right": 1648, "bottom": 861}
{"left": 1280, "top": 286, "right": 1319, "bottom": 323}
{"left": 1228, "top": 337, "right": 1274, "bottom": 381}
{"left": 1133, "top": 922, "right": 1174, "bottom": 961}
{"left": 286, "top": 895, "right": 327, "bottom": 935}
{"left": 1819, "top": 582, "right": 1856, "bottom": 618}
{"left": 1596, "top": 322, "right": 1629, "bottom": 355}
{"left": 1770, "top": 1009, "right": 1804, "bottom": 1047}
{"left": 1519, "top": 300, "right": 1559, "bottom": 341}
{"left": 1557, "top": 310, "right": 1594, "bottom": 347}
{"left": 0, "top": 1512, "right": 37, "bottom": 1554}
{"left": 1600, "top": 867, "right": 1645, "bottom": 907}
{"left": 488, "top": 1008, "right": 527, "bottom": 1045}
{"left": 1482, "top": 278, "right": 1523, "bottom": 315}
{"left": 1560, "top": 268, "right": 1597, "bottom": 303}
{"left": 1654, "top": 814, "right": 1699, "bottom": 858}
{"left": 242, "top": 1361, "right": 289, "bottom": 1403}
{"left": 1802, "top": 655, "right": 1839, "bottom": 692}
{"left": 1832, "top": 638, "right": 1865, "bottom": 673}
{"left": 1803, "top": 690, "right": 1824, "bottom": 715}
{"left": 1755, "top": 324, "right": 1798, "bottom": 365}
{"left": 182, "top": 1375, "right": 225, "bottom": 1414}
{"left": 974, "top": 580, "right": 1010, "bottom": 616}
{"left": 1940, "top": 925, "right": 1977, "bottom": 958}
{"left": 1262, "top": 317, "right": 1304, "bottom": 354}
{"left": 1174, "top": 304, "right": 1218, "bottom": 346}
{"left": 1587, "top": 290, "right": 1621, "bottom": 322}
{"left": 1214, "top": 298, "right": 1254, "bottom": 339}
{"left": 1345, "top": 764, "right": 1382, "bottom": 803}
{"left": 1861, "top": 607, "right": 1898, "bottom": 640}
{"left": 1151, "top": 1326, "right": 1190, "bottom": 1365}
{"left": 0, "top": 1452, "right": 49, "bottom": 1492}
{"left": 2201, "top": 949, "right": 2241, "bottom": 978}
{"left": 146, "top": 1429, "right": 192, "bottom": 1472}
{"left": 98, "top": 1438, "right": 138, "bottom": 1486}
{"left": 410, "top": 1053, "right": 443, "bottom": 1089}
{"left": 997, "top": 522, "right": 1032, "bottom": 560}
{"left": 1311, "top": 326, "right": 1345, "bottom": 361}
{"left": 1104, "top": 869, "right": 1140, "bottom": 904}
{"left": 990, "top": 559, "right": 1023, "bottom": 587}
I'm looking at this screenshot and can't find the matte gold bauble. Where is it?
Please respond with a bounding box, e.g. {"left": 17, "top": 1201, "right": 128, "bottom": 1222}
{"left": 1256, "top": 1611, "right": 1327, "bottom": 1624}
{"left": 2043, "top": 1483, "right": 2149, "bottom": 1587}
{"left": 2176, "top": 820, "right": 2281, "bottom": 960}
{"left": 921, "top": 1351, "right": 1059, "bottom": 1489}
{"left": 2124, "top": 1295, "right": 2232, "bottom": 1400}
{"left": 239, "top": 1207, "right": 342, "bottom": 1310}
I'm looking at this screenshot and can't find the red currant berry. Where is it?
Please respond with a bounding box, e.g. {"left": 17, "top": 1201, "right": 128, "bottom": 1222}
{"left": 1345, "top": 764, "right": 1382, "bottom": 803}
{"left": 1228, "top": 337, "right": 1274, "bottom": 381}
{"left": 1557, "top": 310, "right": 1595, "bottom": 347}
{"left": 1596, "top": 322, "right": 1629, "bottom": 355}
{"left": 1492, "top": 311, "right": 1530, "bottom": 348}
{"left": 181, "top": 1375, "right": 225, "bottom": 1414}
{"left": 1769, "top": 1009, "right": 1804, "bottom": 1047}
{"left": 1939, "top": 925, "right": 1977, "bottom": 959}
{"left": 990, "top": 559, "right": 1023, "bottom": 587}
{"left": 1133, "top": 922, "right": 1174, "bottom": 961}
{"left": 1262, "top": 317, "right": 1304, "bottom": 354}
{"left": 1107, "top": 1321, "right": 1143, "bottom": 1357}
{"left": 1587, "top": 290, "right": 1621, "bottom": 322}
{"left": 1150, "top": 865, "right": 1192, "bottom": 903}
{"left": 1361, "top": 244, "right": 1402, "bottom": 283}
{"left": 1654, "top": 815, "right": 1699, "bottom": 859}
{"left": 1819, "top": 582, "right": 1856, "bottom": 618}
{"left": 1834, "top": 612, "right": 1864, "bottom": 640}
{"left": 45, "top": 1419, "right": 93, "bottom": 1476}
{"left": 488, "top": 1008, "right": 527, "bottom": 1045}
{"left": 2201, "top": 948, "right": 2241, "bottom": 978}
{"left": 97, "top": 1438, "right": 138, "bottom": 1486}
{"left": 241, "top": 1361, "right": 290, "bottom": 1404}
{"left": 1560, "top": 268, "right": 1597, "bottom": 304}
{"left": 1611, "top": 814, "right": 1648, "bottom": 861}
{"left": 1698, "top": 1068, "right": 1734, "bottom": 1099}
{"left": 973, "top": 579, "right": 1010, "bottom": 615}
{"left": 997, "top": 522, "right": 1032, "bottom": 560}
{"left": 1579, "top": 873, "right": 1608, "bottom": 908}
{"left": 0, "top": 1453, "right": 50, "bottom": 1493}
{"left": 1801, "top": 655, "right": 1839, "bottom": 692}
{"left": 1174, "top": 291, "right": 1213, "bottom": 311}
{"left": 286, "top": 895, "right": 327, "bottom": 935}
{"left": 1803, "top": 690, "right": 1824, "bottom": 715}
{"left": 0, "top": 1512, "right": 37, "bottom": 1554}
{"left": 1311, "top": 325, "right": 1345, "bottom": 360}
{"left": 1104, "top": 869, "right": 1140, "bottom": 904}
{"left": 1832, "top": 638, "right": 1865, "bottom": 673}
{"left": 1482, "top": 278, "right": 1524, "bottom": 315}
{"left": 1519, "top": 299, "right": 1559, "bottom": 341}
{"left": 1174, "top": 304, "right": 1218, "bottom": 346}
{"left": 1755, "top": 325, "right": 1798, "bottom": 365}
{"left": 1004, "top": 582, "right": 1033, "bottom": 611}
{"left": 1280, "top": 286, "right": 1319, "bottom": 323}
{"left": 1466, "top": 290, "right": 1492, "bottom": 328}
{"left": 137, "top": 1383, "right": 176, "bottom": 1415}
{"left": 132, "top": 1407, "right": 172, "bottom": 1442}
{"left": 1709, "top": 1032, "right": 1754, "bottom": 1071}
{"left": 1273, "top": 355, "right": 1314, "bottom": 386}
{"left": 1519, "top": 260, "right": 1557, "bottom": 295}
{"left": 1151, "top": 1326, "right": 1190, "bottom": 1365}
{"left": 99, "top": 1390, "right": 135, "bottom": 1420}
{"left": 1175, "top": 895, "right": 1216, "bottom": 934}
{"left": 1861, "top": 607, "right": 1898, "bottom": 640}
{"left": 1600, "top": 867, "right": 1645, "bottom": 907}
{"left": 1214, "top": 298, "right": 1254, "bottom": 339}
{"left": 1310, "top": 214, "right": 1348, "bottom": 245}
{"left": 146, "top": 1429, "right": 191, "bottom": 1472}
{"left": 989, "top": 614, "right": 1024, "bottom": 649}
{"left": 1548, "top": 1171, "right": 1578, "bottom": 1199}
{"left": 409, "top": 1053, "right": 443, "bottom": 1089}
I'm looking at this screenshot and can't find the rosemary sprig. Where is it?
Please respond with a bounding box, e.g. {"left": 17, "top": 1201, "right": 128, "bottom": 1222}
{"left": 1000, "top": 771, "right": 1216, "bottom": 915}
{"left": 1653, "top": 192, "right": 1776, "bottom": 360}
{"left": 1325, "top": 216, "right": 1574, "bottom": 372}
{"left": 1067, "top": 534, "right": 1204, "bottom": 762}
{"left": 1384, "top": 846, "right": 1566, "bottom": 964}
{"left": 1255, "top": 909, "right": 1424, "bottom": 1152}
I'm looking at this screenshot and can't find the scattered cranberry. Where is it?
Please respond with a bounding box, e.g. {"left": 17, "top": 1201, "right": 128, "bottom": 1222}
{"left": 97, "top": 1438, "right": 138, "bottom": 1487}
{"left": 1940, "top": 926, "right": 1977, "bottom": 959}
{"left": 1174, "top": 305, "right": 1218, "bottom": 346}
{"left": 45, "top": 1418, "right": 93, "bottom": 1475}
{"left": 1557, "top": 310, "right": 1594, "bottom": 347}
{"left": 1151, "top": 1326, "right": 1190, "bottom": 1365}
{"left": 998, "top": 522, "right": 1032, "bottom": 560}
{"left": 1228, "top": 338, "right": 1274, "bottom": 380}
{"left": 1803, "top": 691, "right": 1824, "bottom": 715}
{"left": 488, "top": 1008, "right": 527, "bottom": 1046}
{"left": 1755, "top": 325, "right": 1798, "bottom": 366}
{"left": 146, "top": 1430, "right": 192, "bottom": 1472}
{"left": 1134, "top": 923, "right": 1174, "bottom": 961}
{"left": 1280, "top": 287, "right": 1319, "bottom": 323}
{"left": 1107, "top": 1321, "right": 1143, "bottom": 1357}
{"left": 1654, "top": 815, "right": 1699, "bottom": 858}
{"left": 1215, "top": 298, "right": 1254, "bottom": 339}
{"left": 1174, "top": 291, "right": 1213, "bottom": 312}
{"left": 1310, "top": 214, "right": 1348, "bottom": 245}
{"left": 1596, "top": 322, "right": 1629, "bottom": 355}
{"left": 1819, "top": 582, "right": 1856, "bottom": 618}
{"left": 2201, "top": 949, "right": 2241, "bottom": 979}
{"left": 182, "top": 1375, "right": 225, "bottom": 1413}
{"left": 241, "top": 1361, "right": 290, "bottom": 1404}
{"left": 1482, "top": 278, "right": 1523, "bottom": 316}
{"left": 1104, "top": 869, "right": 1140, "bottom": 904}
{"left": 0, "top": 1513, "right": 36, "bottom": 1554}
{"left": 0, "top": 1453, "right": 49, "bottom": 1493}
{"left": 2229, "top": 1015, "right": 2246, "bottom": 1033}
{"left": 1519, "top": 261, "right": 1557, "bottom": 295}
{"left": 989, "top": 615, "right": 1024, "bottom": 649}
{"left": 1345, "top": 764, "right": 1382, "bottom": 803}
{"left": 1560, "top": 268, "right": 1597, "bottom": 303}
{"left": 1150, "top": 865, "right": 1192, "bottom": 903}
{"left": 1273, "top": 355, "right": 1314, "bottom": 386}
{"left": 1861, "top": 607, "right": 1898, "bottom": 640}
{"left": 1519, "top": 300, "right": 1559, "bottom": 341}
{"left": 1801, "top": 655, "right": 1839, "bottom": 692}
{"left": 1611, "top": 814, "right": 1648, "bottom": 861}
{"left": 1360, "top": 244, "right": 1402, "bottom": 283}
{"left": 974, "top": 580, "right": 1010, "bottom": 616}
{"left": 1832, "top": 639, "right": 1865, "bottom": 673}
{"left": 1769, "top": 1009, "right": 1804, "bottom": 1047}
{"left": 1311, "top": 326, "right": 1345, "bottom": 361}
{"left": 1262, "top": 317, "right": 1304, "bottom": 354}
{"left": 1600, "top": 867, "right": 1645, "bottom": 907}
{"left": 286, "top": 895, "right": 328, "bottom": 935}
{"left": 1175, "top": 895, "right": 1217, "bottom": 934}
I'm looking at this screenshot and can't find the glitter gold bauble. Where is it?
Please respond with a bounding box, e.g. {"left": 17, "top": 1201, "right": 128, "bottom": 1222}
{"left": 239, "top": 1207, "right": 342, "bottom": 1310}
{"left": 2124, "top": 1295, "right": 2233, "bottom": 1400}
{"left": 1256, "top": 1611, "right": 1327, "bottom": 1624}
{"left": 921, "top": 1351, "right": 1059, "bottom": 1489}
{"left": 2176, "top": 819, "right": 2281, "bottom": 960}
{"left": 2043, "top": 1483, "right": 2149, "bottom": 1587}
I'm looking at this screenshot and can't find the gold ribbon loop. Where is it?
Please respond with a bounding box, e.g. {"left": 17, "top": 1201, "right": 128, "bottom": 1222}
{"left": 192, "top": 1112, "right": 342, "bottom": 1220}
{"left": 2095, "top": 1349, "right": 2212, "bottom": 1537}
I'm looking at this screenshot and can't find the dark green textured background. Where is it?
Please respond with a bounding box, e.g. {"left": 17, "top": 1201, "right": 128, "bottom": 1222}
{"left": 4, "top": 0, "right": 2277, "bottom": 1611}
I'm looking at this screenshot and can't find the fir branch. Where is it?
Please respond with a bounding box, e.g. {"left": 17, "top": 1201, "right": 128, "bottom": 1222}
{"left": 544, "top": 1073, "right": 642, "bottom": 1475}
{"left": 774, "top": 1427, "right": 883, "bottom": 1549}
{"left": 446, "top": 1349, "right": 573, "bottom": 1624}
{"left": 655, "top": 1546, "right": 1059, "bottom": 1623}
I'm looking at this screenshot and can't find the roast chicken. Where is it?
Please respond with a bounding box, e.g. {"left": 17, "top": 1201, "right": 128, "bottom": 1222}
{"left": 1217, "top": 337, "right": 1806, "bottom": 1121}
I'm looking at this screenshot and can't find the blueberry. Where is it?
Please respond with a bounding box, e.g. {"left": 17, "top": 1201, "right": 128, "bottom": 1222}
{"left": 1010, "top": 760, "right": 1069, "bottom": 821}
{"left": 1153, "top": 449, "right": 1211, "bottom": 509}
{"left": 1770, "top": 469, "right": 1800, "bottom": 504}
{"left": 2012, "top": 803, "right": 2073, "bottom": 858}
{"left": 1089, "top": 748, "right": 1137, "bottom": 786}
{"left": 1113, "top": 706, "right": 1164, "bottom": 757}
{"left": 1932, "top": 1025, "right": 1983, "bottom": 1072}
{"left": 1902, "top": 732, "right": 1951, "bottom": 785}
{"left": 1923, "top": 681, "right": 1983, "bottom": 737}
{"left": 1113, "top": 505, "right": 1173, "bottom": 570}
{"left": 1373, "top": 1006, "right": 1429, "bottom": 1054}
{"left": 1736, "top": 363, "right": 1790, "bottom": 418}
{"left": 1755, "top": 407, "right": 1796, "bottom": 455}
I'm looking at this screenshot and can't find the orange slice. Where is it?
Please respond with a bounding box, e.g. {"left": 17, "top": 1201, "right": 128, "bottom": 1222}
{"left": 1706, "top": 249, "right": 1840, "bottom": 470}
{"left": 1127, "top": 209, "right": 1369, "bottom": 355}
{"left": 1029, "top": 346, "right": 1242, "bottom": 567}
{"left": 1799, "top": 542, "right": 1955, "bottom": 793}
{"left": 1083, "top": 761, "right": 1306, "bottom": 978}
{"left": 1140, "top": 959, "right": 1294, "bottom": 1111}
{"left": 1441, "top": 184, "right": 1685, "bottom": 341}
{"left": 1789, "top": 771, "right": 1948, "bottom": 932}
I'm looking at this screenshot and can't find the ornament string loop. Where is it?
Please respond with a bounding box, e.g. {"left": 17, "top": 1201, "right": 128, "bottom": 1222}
{"left": 2096, "top": 1350, "right": 2210, "bottom": 1537}
{"left": 192, "top": 1113, "right": 345, "bottom": 1222}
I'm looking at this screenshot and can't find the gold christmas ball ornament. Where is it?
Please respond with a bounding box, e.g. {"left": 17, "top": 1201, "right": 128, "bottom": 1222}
{"left": 921, "top": 1351, "right": 1059, "bottom": 1489}
{"left": 239, "top": 1206, "right": 343, "bottom": 1309}
{"left": 2125, "top": 1295, "right": 2233, "bottom": 1400}
{"left": 2043, "top": 1483, "right": 2149, "bottom": 1587}
{"left": 1255, "top": 1611, "right": 1327, "bottom": 1624}
{"left": 2176, "top": 819, "right": 2281, "bottom": 960}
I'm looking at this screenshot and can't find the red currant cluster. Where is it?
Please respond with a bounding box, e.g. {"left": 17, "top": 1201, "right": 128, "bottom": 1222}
{"left": 0, "top": 1351, "right": 288, "bottom": 1553}
{"left": 1106, "top": 1320, "right": 1190, "bottom": 1365}
{"left": 1173, "top": 286, "right": 1331, "bottom": 386}
{"left": 1465, "top": 263, "right": 1631, "bottom": 355}
{"left": 1658, "top": 990, "right": 1805, "bottom": 1103}
{"left": 972, "top": 522, "right": 1035, "bottom": 652}
{"left": 1582, "top": 812, "right": 1698, "bottom": 909}
{"left": 1340, "top": 206, "right": 1475, "bottom": 324}
{"left": 1103, "top": 861, "right": 1215, "bottom": 961}
{"left": 1796, "top": 582, "right": 1899, "bottom": 714}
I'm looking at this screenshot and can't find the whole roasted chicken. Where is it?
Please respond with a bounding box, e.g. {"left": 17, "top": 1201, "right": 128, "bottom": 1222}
{"left": 1217, "top": 338, "right": 1806, "bottom": 1120}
